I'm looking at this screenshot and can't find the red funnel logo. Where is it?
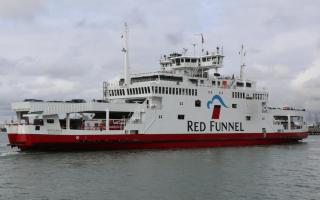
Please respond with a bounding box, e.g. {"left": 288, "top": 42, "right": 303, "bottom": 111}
{"left": 207, "top": 95, "right": 228, "bottom": 120}
{"left": 211, "top": 105, "right": 221, "bottom": 119}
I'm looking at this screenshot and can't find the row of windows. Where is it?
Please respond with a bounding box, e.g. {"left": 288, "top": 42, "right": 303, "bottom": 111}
{"left": 232, "top": 92, "right": 245, "bottom": 99}
{"left": 253, "top": 93, "right": 268, "bottom": 100}
{"left": 109, "top": 86, "right": 198, "bottom": 97}
{"left": 152, "top": 86, "right": 197, "bottom": 96}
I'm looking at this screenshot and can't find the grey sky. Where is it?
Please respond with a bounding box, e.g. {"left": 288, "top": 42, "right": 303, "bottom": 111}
{"left": 0, "top": 0, "right": 320, "bottom": 122}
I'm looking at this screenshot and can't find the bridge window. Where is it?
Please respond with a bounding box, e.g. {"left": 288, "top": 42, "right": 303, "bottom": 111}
{"left": 237, "top": 82, "right": 244, "bottom": 87}
{"left": 155, "top": 86, "right": 158, "bottom": 94}
{"left": 191, "top": 59, "right": 197, "bottom": 63}
{"left": 47, "top": 119, "right": 54, "bottom": 124}
{"left": 148, "top": 87, "right": 151, "bottom": 93}
{"left": 186, "top": 58, "right": 190, "bottom": 62}
{"left": 176, "top": 59, "right": 180, "bottom": 66}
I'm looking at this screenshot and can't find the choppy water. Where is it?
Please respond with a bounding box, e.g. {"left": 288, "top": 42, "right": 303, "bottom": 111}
{"left": 1, "top": 132, "right": 320, "bottom": 200}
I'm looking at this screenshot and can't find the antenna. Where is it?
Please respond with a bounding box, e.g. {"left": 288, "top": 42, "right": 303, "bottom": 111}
{"left": 239, "top": 44, "right": 246, "bottom": 82}
{"left": 122, "top": 22, "right": 130, "bottom": 85}
{"left": 192, "top": 43, "right": 197, "bottom": 56}
{"left": 194, "top": 33, "right": 204, "bottom": 54}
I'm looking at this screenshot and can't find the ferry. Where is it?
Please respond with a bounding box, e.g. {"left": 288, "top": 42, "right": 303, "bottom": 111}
{"left": 6, "top": 24, "right": 308, "bottom": 151}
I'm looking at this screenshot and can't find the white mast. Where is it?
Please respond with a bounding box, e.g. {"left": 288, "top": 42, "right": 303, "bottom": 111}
{"left": 239, "top": 44, "right": 246, "bottom": 82}
{"left": 122, "top": 22, "right": 130, "bottom": 85}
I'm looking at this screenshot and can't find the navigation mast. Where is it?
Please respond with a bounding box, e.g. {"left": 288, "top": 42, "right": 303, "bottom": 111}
{"left": 239, "top": 44, "right": 246, "bottom": 82}
{"left": 122, "top": 22, "right": 130, "bottom": 85}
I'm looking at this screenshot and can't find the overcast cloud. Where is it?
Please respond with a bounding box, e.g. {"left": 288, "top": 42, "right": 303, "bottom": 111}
{"left": 0, "top": 0, "right": 320, "bottom": 122}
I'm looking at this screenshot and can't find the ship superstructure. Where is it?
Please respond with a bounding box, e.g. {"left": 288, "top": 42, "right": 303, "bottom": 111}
{"left": 6, "top": 25, "right": 308, "bottom": 150}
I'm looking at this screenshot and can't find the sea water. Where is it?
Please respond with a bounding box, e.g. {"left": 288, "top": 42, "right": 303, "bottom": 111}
{"left": 0, "top": 132, "right": 319, "bottom": 200}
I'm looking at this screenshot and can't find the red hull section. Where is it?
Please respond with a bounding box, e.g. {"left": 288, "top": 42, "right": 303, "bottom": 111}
{"left": 8, "top": 132, "right": 308, "bottom": 151}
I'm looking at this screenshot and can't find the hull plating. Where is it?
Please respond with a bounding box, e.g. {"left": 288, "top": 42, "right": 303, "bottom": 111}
{"left": 8, "top": 132, "right": 308, "bottom": 151}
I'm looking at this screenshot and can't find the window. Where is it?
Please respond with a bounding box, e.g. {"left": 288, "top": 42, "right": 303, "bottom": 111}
{"left": 202, "top": 58, "right": 206, "bottom": 62}
{"left": 200, "top": 80, "right": 204, "bottom": 84}
{"left": 191, "top": 89, "right": 194, "bottom": 96}
{"left": 47, "top": 119, "right": 54, "bottom": 124}
{"left": 218, "top": 81, "right": 221, "bottom": 86}
{"left": 232, "top": 104, "right": 237, "bottom": 108}
{"left": 246, "top": 116, "right": 251, "bottom": 121}
{"left": 169, "top": 87, "right": 172, "bottom": 94}
{"left": 191, "top": 59, "right": 197, "bottom": 63}
{"left": 212, "top": 81, "right": 216, "bottom": 86}
{"left": 195, "top": 100, "right": 201, "bottom": 107}
{"left": 246, "top": 82, "right": 252, "bottom": 88}
{"left": 237, "top": 82, "right": 244, "bottom": 87}
{"left": 155, "top": 86, "right": 158, "bottom": 94}
{"left": 195, "top": 89, "right": 198, "bottom": 96}
{"left": 179, "top": 88, "right": 182, "bottom": 95}
{"left": 172, "top": 88, "right": 175, "bottom": 95}
{"left": 166, "top": 87, "right": 168, "bottom": 94}
{"left": 176, "top": 59, "right": 180, "bottom": 66}
{"left": 178, "top": 114, "right": 185, "bottom": 120}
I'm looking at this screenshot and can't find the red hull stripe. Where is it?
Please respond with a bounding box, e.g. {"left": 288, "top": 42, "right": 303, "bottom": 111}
{"left": 8, "top": 132, "right": 308, "bottom": 151}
